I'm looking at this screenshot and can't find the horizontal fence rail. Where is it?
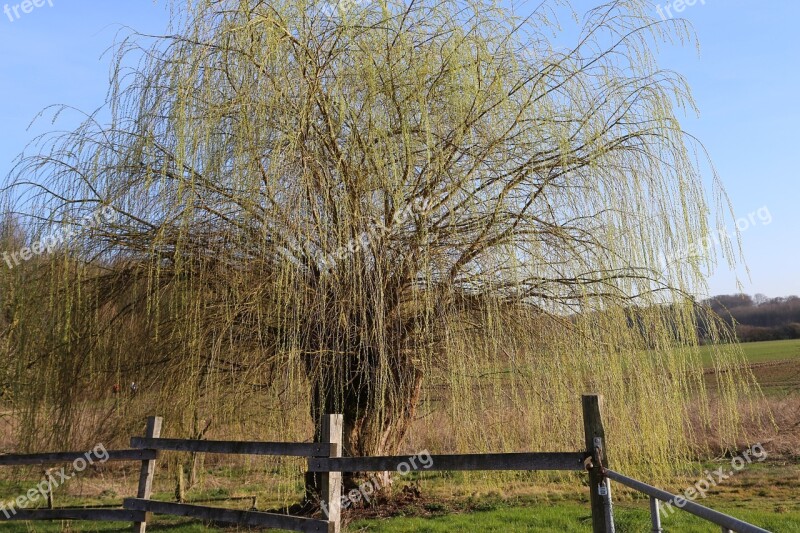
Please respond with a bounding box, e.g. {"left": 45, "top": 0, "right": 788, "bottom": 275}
{"left": 131, "top": 437, "right": 332, "bottom": 457}
{"left": 604, "top": 469, "right": 771, "bottom": 533}
{"left": 0, "top": 449, "right": 156, "bottom": 466}
{"left": 0, "top": 441, "right": 161, "bottom": 528}
{"left": 124, "top": 498, "right": 328, "bottom": 533}
{"left": 1, "top": 509, "right": 147, "bottom": 522}
{"left": 308, "top": 452, "right": 586, "bottom": 472}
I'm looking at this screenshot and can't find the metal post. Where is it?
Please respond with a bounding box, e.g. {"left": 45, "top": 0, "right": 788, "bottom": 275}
{"left": 650, "top": 497, "right": 663, "bottom": 532}
{"left": 604, "top": 468, "right": 770, "bottom": 533}
{"left": 603, "top": 476, "right": 616, "bottom": 533}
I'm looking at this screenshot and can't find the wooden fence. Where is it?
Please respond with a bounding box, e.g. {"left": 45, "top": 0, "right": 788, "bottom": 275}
{"left": 0, "top": 394, "right": 772, "bottom": 533}
{"left": 0, "top": 437, "right": 158, "bottom": 530}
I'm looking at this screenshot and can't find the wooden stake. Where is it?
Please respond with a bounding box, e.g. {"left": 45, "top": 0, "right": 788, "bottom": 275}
{"left": 583, "top": 394, "right": 614, "bottom": 533}
{"left": 133, "top": 416, "right": 162, "bottom": 533}
{"left": 320, "top": 414, "right": 343, "bottom": 533}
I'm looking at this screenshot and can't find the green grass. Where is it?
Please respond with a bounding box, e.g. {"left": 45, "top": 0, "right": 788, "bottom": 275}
{"left": 0, "top": 517, "right": 213, "bottom": 532}
{"left": 699, "top": 338, "right": 800, "bottom": 366}
{"left": 1, "top": 502, "right": 797, "bottom": 533}
{"left": 347, "top": 459, "right": 800, "bottom": 532}
{"left": 349, "top": 501, "right": 800, "bottom": 532}
{"left": 1, "top": 454, "right": 797, "bottom": 532}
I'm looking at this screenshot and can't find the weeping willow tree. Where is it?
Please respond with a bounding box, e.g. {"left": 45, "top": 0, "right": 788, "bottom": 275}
{"left": 2, "top": 0, "right": 761, "bottom": 484}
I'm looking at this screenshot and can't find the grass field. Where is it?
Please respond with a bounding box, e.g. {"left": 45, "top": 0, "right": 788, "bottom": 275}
{"left": 2, "top": 464, "right": 797, "bottom": 533}
{"left": 700, "top": 339, "right": 800, "bottom": 366}
{"left": 1, "top": 340, "right": 798, "bottom": 532}
{"left": 349, "top": 502, "right": 799, "bottom": 533}
{"left": 716, "top": 339, "right": 800, "bottom": 399}
{"left": 1, "top": 502, "right": 795, "bottom": 532}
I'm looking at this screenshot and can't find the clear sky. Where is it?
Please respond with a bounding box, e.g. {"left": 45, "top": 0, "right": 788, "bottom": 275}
{"left": 0, "top": 1, "right": 797, "bottom": 298}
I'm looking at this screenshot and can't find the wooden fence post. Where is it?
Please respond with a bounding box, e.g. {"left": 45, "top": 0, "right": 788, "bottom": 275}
{"left": 583, "top": 394, "right": 615, "bottom": 533}
{"left": 133, "top": 416, "right": 162, "bottom": 533}
{"left": 42, "top": 469, "right": 54, "bottom": 509}
{"left": 175, "top": 463, "right": 186, "bottom": 503}
{"left": 320, "top": 414, "right": 343, "bottom": 533}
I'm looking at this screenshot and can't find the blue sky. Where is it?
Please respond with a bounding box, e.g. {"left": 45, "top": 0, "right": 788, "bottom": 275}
{"left": 0, "top": 1, "right": 797, "bottom": 297}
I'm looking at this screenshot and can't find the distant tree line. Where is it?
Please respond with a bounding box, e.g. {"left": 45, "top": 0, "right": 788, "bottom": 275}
{"left": 702, "top": 294, "right": 800, "bottom": 342}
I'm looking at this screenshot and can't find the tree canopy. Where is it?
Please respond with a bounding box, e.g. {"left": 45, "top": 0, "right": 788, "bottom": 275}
{"left": 1, "top": 0, "right": 762, "bottom": 481}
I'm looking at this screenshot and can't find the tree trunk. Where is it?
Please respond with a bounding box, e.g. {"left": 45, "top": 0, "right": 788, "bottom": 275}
{"left": 303, "top": 349, "right": 424, "bottom": 502}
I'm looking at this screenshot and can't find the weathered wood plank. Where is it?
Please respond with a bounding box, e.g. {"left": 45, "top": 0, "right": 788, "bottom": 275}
{"left": 320, "top": 414, "right": 343, "bottom": 533}
{"left": 308, "top": 452, "right": 585, "bottom": 472}
{"left": 0, "top": 508, "right": 146, "bottom": 522}
{"left": 583, "top": 394, "right": 613, "bottom": 533}
{"left": 0, "top": 450, "right": 156, "bottom": 466}
{"left": 134, "top": 416, "right": 162, "bottom": 533}
{"left": 131, "top": 438, "right": 331, "bottom": 457}
{"left": 123, "top": 499, "right": 328, "bottom": 532}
